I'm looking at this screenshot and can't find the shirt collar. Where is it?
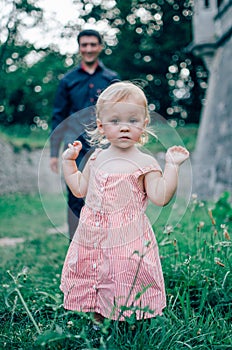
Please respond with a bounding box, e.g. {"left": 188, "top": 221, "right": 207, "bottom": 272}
{"left": 77, "top": 60, "right": 104, "bottom": 73}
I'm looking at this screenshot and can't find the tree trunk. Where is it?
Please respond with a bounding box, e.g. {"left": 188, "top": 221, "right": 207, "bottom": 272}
{"left": 192, "top": 34, "right": 232, "bottom": 199}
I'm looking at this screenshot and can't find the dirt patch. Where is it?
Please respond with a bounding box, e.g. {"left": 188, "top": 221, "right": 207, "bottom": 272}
{"left": 46, "top": 223, "right": 68, "bottom": 235}
{"left": 0, "top": 237, "right": 25, "bottom": 246}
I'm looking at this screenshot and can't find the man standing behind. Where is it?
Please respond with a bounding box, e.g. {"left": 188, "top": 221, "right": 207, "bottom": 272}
{"left": 50, "top": 29, "right": 120, "bottom": 239}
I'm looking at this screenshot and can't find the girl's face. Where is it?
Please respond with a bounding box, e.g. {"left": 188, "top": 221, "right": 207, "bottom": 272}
{"left": 97, "top": 98, "right": 148, "bottom": 149}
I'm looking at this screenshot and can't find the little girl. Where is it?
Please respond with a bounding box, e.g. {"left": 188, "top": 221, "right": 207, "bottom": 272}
{"left": 60, "top": 81, "right": 189, "bottom": 322}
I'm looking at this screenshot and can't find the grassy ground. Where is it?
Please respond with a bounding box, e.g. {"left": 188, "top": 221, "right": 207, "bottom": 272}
{"left": 0, "top": 125, "right": 49, "bottom": 151}
{"left": 0, "top": 192, "right": 231, "bottom": 349}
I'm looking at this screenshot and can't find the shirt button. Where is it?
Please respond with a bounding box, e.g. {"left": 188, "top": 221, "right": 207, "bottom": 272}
{"left": 93, "top": 284, "right": 97, "bottom": 290}
{"left": 95, "top": 222, "right": 100, "bottom": 227}
{"left": 90, "top": 98, "right": 94, "bottom": 103}
{"left": 100, "top": 187, "right": 104, "bottom": 193}
{"left": 93, "top": 263, "right": 97, "bottom": 269}
{"left": 94, "top": 242, "right": 97, "bottom": 248}
{"left": 89, "top": 83, "right": 94, "bottom": 88}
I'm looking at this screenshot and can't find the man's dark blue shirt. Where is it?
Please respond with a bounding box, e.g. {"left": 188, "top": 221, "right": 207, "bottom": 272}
{"left": 50, "top": 61, "right": 119, "bottom": 157}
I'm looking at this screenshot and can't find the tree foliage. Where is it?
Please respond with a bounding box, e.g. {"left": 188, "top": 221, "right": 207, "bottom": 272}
{"left": 74, "top": 0, "right": 208, "bottom": 124}
{"left": 0, "top": 0, "right": 68, "bottom": 127}
{"left": 0, "top": 0, "right": 208, "bottom": 127}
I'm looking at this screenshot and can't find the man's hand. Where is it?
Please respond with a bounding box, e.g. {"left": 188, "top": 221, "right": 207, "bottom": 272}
{"left": 50, "top": 157, "right": 59, "bottom": 173}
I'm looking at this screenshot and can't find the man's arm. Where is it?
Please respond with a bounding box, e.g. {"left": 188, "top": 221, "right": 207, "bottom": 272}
{"left": 50, "top": 79, "right": 69, "bottom": 172}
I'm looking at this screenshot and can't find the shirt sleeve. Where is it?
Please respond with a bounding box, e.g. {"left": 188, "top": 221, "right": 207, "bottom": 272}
{"left": 50, "top": 79, "right": 69, "bottom": 157}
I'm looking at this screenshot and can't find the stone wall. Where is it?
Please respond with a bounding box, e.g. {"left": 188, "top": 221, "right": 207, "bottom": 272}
{"left": 0, "top": 139, "right": 62, "bottom": 195}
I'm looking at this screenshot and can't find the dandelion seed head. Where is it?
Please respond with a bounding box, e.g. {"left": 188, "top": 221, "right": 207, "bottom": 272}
{"left": 208, "top": 206, "right": 215, "bottom": 211}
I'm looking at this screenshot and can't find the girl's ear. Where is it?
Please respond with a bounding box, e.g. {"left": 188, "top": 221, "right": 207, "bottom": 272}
{"left": 97, "top": 118, "right": 104, "bottom": 134}
{"left": 144, "top": 118, "right": 149, "bottom": 128}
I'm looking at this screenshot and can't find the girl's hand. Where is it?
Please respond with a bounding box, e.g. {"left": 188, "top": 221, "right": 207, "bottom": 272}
{"left": 62, "top": 141, "right": 82, "bottom": 160}
{"left": 165, "top": 145, "right": 189, "bottom": 166}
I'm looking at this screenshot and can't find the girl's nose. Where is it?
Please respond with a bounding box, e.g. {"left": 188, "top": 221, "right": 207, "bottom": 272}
{"left": 120, "top": 122, "right": 130, "bottom": 131}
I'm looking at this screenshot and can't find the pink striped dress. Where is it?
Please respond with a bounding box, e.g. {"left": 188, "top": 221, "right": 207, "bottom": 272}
{"left": 60, "top": 149, "right": 166, "bottom": 320}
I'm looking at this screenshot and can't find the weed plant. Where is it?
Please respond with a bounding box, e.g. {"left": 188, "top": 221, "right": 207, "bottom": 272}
{"left": 0, "top": 192, "right": 231, "bottom": 349}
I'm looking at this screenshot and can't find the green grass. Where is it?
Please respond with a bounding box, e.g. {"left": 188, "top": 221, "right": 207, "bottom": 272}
{"left": 0, "top": 192, "right": 231, "bottom": 349}
{"left": 0, "top": 125, "right": 49, "bottom": 151}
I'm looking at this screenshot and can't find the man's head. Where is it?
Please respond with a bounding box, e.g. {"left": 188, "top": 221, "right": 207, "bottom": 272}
{"left": 77, "top": 29, "right": 103, "bottom": 65}
{"left": 77, "top": 29, "right": 102, "bottom": 45}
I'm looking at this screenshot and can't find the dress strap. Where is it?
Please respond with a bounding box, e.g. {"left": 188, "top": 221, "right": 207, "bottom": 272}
{"left": 89, "top": 148, "right": 102, "bottom": 161}
{"left": 134, "top": 164, "right": 162, "bottom": 178}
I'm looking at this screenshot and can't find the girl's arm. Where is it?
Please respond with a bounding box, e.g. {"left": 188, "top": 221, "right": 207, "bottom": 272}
{"left": 145, "top": 145, "right": 189, "bottom": 206}
{"left": 62, "top": 141, "right": 89, "bottom": 198}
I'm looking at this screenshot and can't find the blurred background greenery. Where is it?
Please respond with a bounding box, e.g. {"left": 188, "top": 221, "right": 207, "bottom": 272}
{"left": 0, "top": 0, "right": 207, "bottom": 138}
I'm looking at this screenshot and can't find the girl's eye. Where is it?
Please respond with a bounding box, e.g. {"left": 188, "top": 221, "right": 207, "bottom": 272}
{"left": 111, "top": 119, "right": 119, "bottom": 125}
{"left": 130, "top": 119, "right": 138, "bottom": 124}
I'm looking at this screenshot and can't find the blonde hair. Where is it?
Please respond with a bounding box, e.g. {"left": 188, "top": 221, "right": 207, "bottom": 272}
{"left": 87, "top": 81, "right": 153, "bottom": 146}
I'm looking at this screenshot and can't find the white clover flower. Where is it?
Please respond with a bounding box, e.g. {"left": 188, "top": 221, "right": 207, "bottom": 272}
{"left": 198, "top": 221, "right": 205, "bottom": 228}
{"left": 164, "top": 225, "right": 173, "bottom": 234}
{"left": 67, "top": 320, "right": 74, "bottom": 328}
{"left": 183, "top": 256, "right": 191, "bottom": 265}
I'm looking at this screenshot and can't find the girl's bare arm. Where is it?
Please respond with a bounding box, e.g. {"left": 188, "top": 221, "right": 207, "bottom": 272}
{"left": 145, "top": 146, "right": 189, "bottom": 206}
{"left": 62, "top": 141, "right": 89, "bottom": 198}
